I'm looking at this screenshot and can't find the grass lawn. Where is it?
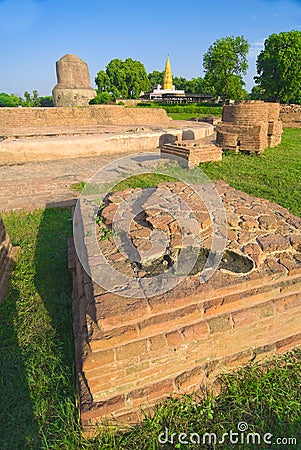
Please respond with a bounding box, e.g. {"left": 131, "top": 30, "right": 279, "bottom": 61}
{"left": 1, "top": 128, "right": 301, "bottom": 449}
{"left": 167, "top": 112, "right": 210, "bottom": 120}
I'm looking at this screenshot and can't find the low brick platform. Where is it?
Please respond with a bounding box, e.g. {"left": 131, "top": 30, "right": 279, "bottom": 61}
{"left": 69, "top": 181, "right": 301, "bottom": 434}
{"left": 0, "top": 214, "right": 16, "bottom": 303}
{"left": 160, "top": 137, "right": 222, "bottom": 167}
{"left": 0, "top": 121, "right": 213, "bottom": 165}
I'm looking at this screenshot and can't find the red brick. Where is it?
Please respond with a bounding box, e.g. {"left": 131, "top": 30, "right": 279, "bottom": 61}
{"left": 175, "top": 366, "right": 206, "bottom": 391}
{"left": 223, "top": 349, "right": 253, "bottom": 367}
{"left": 148, "top": 334, "right": 167, "bottom": 351}
{"left": 232, "top": 303, "right": 274, "bottom": 328}
{"left": 83, "top": 349, "right": 114, "bottom": 372}
{"left": 273, "top": 293, "right": 301, "bottom": 313}
{"left": 276, "top": 333, "right": 301, "bottom": 353}
{"left": 208, "top": 315, "right": 233, "bottom": 333}
{"left": 166, "top": 330, "right": 184, "bottom": 348}
{"left": 115, "top": 339, "right": 148, "bottom": 361}
{"left": 182, "top": 321, "right": 209, "bottom": 341}
{"left": 257, "top": 235, "right": 291, "bottom": 253}
{"left": 242, "top": 242, "right": 263, "bottom": 267}
{"left": 90, "top": 325, "right": 139, "bottom": 351}
{"left": 95, "top": 293, "right": 149, "bottom": 330}
{"left": 139, "top": 304, "right": 202, "bottom": 337}
{"left": 81, "top": 394, "right": 126, "bottom": 420}
{"left": 148, "top": 379, "right": 174, "bottom": 401}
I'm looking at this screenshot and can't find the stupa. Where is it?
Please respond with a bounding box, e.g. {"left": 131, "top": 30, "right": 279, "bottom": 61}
{"left": 149, "top": 56, "right": 185, "bottom": 100}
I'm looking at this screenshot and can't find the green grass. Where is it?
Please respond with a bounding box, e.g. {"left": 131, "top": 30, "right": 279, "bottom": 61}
{"left": 167, "top": 112, "right": 209, "bottom": 120}
{"left": 200, "top": 128, "right": 301, "bottom": 217}
{"left": 1, "top": 128, "right": 301, "bottom": 449}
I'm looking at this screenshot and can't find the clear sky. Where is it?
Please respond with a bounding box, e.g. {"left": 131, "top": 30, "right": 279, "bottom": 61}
{"left": 1, "top": 0, "right": 301, "bottom": 97}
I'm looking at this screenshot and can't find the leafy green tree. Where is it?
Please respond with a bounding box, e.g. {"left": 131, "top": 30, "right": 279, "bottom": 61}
{"left": 173, "top": 76, "right": 187, "bottom": 90}
{"left": 0, "top": 92, "right": 24, "bottom": 107}
{"left": 148, "top": 70, "right": 164, "bottom": 88}
{"left": 39, "top": 96, "right": 53, "bottom": 107}
{"left": 90, "top": 92, "right": 113, "bottom": 104}
{"left": 32, "top": 89, "right": 40, "bottom": 106}
{"left": 203, "top": 35, "right": 249, "bottom": 102}
{"left": 254, "top": 30, "right": 301, "bottom": 103}
{"left": 24, "top": 90, "right": 32, "bottom": 106}
{"left": 185, "top": 77, "right": 205, "bottom": 94}
{"left": 248, "top": 85, "right": 264, "bottom": 100}
{"left": 95, "top": 58, "right": 150, "bottom": 99}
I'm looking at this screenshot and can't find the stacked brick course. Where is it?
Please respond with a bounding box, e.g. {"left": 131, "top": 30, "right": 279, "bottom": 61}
{"left": 70, "top": 181, "right": 301, "bottom": 434}
{"left": 0, "top": 214, "right": 14, "bottom": 303}
{"left": 216, "top": 101, "right": 283, "bottom": 153}
{"left": 0, "top": 105, "right": 171, "bottom": 130}
{"left": 160, "top": 139, "right": 222, "bottom": 166}
{"left": 280, "top": 104, "right": 301, "bottom": 128}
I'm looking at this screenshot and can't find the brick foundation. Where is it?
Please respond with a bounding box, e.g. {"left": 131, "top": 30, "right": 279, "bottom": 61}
{"left": 0, "top": 214, "right": 15, "bottom": 303}
{"left": 69, "top": 181, "right": 301, "bottom": 434}
{"left": 280, "top": 104, "right": 301, "bottom": 128}
{"left": 216, "top": 101, "right": 283, "bottom": 153}
{"left": 160, "top": 138, "right": 222, "bottom": 167}
{"left": 0, "top": 105, "right": 171, "bottom": 131}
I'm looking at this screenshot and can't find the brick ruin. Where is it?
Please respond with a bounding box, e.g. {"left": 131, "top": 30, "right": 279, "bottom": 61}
{"left": 69, "top": 181, "right": 301, "bottom": 434}
{"left": 160, "top": 137, "right": 222, "bottom": 167}
{"left": 0, "top": 105, "right": 171, "bottom": 130}
{"left": 280, "top": 104, "right": 301, "bottom": 128}
{"left": 216, "top": 101, "right": 283, "bottom": 153}
{"left": 0, "top": 214, "right": 15, "bottom": 303}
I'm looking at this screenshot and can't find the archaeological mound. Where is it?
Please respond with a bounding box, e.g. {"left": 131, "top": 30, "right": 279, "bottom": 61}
{"left": 69, "top": 181, "right": 301, "bottom": 434}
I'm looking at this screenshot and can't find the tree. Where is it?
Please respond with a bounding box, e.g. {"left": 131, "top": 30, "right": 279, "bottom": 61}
{"left": 39, "top": 96, "right": 53, "bottom": 107}
{"left": 203, "top": 35, "right": 249, "bottom": 102}
{"left": 24, "top": 90, "right": 32, "bottom": 106}
{"left": 148, "top": 70, "right": 164, "bottom": 88}
{"left": 95, "top": 58, "right": 150, "bottom": 99}
{"left": 0, "top": 92, "right": 24, "bottom": 107}
{"left": 248, "top": 85, "right": 264, "bottom": 100}
{"left": 185, "top": 77, "right": 205, "bottom": 94}
{"left": 90, "top": 92, "right": 113, "bottom": 105}
{"left": 254, "top": 30, "right": 301, "bottom": 104}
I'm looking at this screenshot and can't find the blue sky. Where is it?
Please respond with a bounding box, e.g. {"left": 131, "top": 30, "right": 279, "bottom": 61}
{"left": 1, "top": 0, "right": 301, "bottom": 96}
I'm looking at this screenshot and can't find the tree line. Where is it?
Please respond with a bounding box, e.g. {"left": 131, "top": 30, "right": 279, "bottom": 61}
{"left": 2, "top": 30, "right": 301, "bottom": 106}
{"left": 92, "top": 30, "right": 301, "bottom": 105}
{"left": 0, "top": 90, "right": 53, "bottom": 107}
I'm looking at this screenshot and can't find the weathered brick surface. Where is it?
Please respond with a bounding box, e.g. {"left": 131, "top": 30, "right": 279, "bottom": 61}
{"left": 160, "top": 138, "right": 222, "bottom": 166}
{"left": 216, "top": 101, "right": 283, "bottom": 153}
{"left": 69, "top": 181, "right": 301, "bottom": 434}
{"left": 280, "top": 104, "right": 301, "bottom": 127}
{"left": 0, "top": 214, "right": 15, "bottom": 303}
{"left": 0, "top": 105, "right": 171, "bottom": 129}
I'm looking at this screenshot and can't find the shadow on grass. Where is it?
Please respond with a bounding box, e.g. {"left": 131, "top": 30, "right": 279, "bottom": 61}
{"left": 33, "top": 206, "right": 79, "bottom": 448}
{"left": 0, "top": 286, "right": 41, "bottom": 450}
{"left": 1, "top": 206, "right": 79, "bottom": 449}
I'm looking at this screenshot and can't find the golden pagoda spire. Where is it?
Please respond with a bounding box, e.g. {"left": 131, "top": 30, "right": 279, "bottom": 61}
{"left": 163, "top": 56, "right": 173, "bottom": 90}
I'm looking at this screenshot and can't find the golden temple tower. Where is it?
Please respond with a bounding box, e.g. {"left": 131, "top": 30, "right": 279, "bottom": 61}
{"left": 163, "top": 56, "right": 173, "bottom": 90}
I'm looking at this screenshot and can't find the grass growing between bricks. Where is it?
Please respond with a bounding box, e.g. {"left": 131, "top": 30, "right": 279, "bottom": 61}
{"left": 1, "top": 128, "right": 301, "bottom": 448}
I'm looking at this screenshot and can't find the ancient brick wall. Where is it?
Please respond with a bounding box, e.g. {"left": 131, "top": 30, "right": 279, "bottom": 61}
{"left": 216, "top": 101, "right": 283, "bottom": 153}
{"left": 0, "top": 215, "right": 14, "bottom": 303}
{"left": 0, "top": 105, "right": 171, "bottom": 129}
{"left": 70, "top": 181, "right": 301, "bottom": 434}
{"left": 280, "top": 104, "right": 301, "bottom": 128}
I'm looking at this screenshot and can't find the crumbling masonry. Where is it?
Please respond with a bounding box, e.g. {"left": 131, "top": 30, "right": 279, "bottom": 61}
{"left": 216, "top": 101, "right": 283, "bottom": 153}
